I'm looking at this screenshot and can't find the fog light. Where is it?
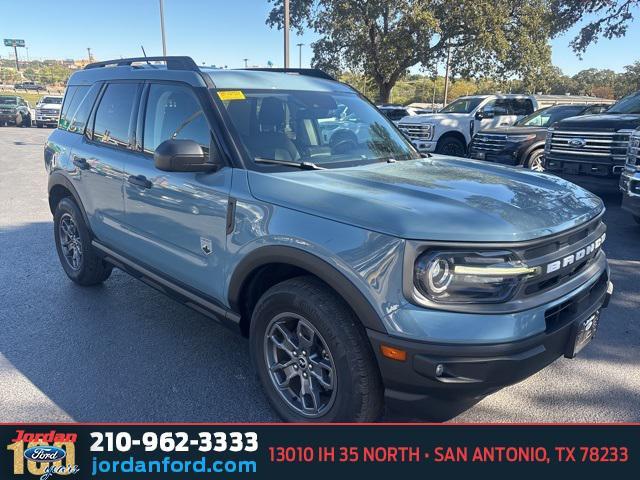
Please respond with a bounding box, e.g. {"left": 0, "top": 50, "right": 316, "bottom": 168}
{"left": 435, "top": 364, "right": 444, "bottom": 377}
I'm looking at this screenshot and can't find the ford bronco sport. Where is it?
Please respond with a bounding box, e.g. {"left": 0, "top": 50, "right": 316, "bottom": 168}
{"left": 45, "top": 57, "right": 613, "bottom": 422}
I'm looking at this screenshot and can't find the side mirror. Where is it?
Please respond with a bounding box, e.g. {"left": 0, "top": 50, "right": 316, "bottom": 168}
{"left": 475, "top": 110, "right": 494, "bottom": 120}
{"left": 154, "top": 139, "right": 216, "bottom": 172}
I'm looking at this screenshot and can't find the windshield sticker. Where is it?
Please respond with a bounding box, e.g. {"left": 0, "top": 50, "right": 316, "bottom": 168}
{"left": 217, "top": 90, "right": 246, "bottom": 101}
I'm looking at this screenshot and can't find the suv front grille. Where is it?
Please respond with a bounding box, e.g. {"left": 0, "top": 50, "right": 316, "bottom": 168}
{"left": 627, "top": 132, "right": 640, "bottom": 168}
{"left": 398, "top": 123, "right": 431, "bottom": 140}
{"left": 518, "top": 214, "right": 606, "bottom": 298}
{"left": 549, "top": 130, "right": 631, "bottom": 161}
{"left": 470, "top": 133, "right": 507, "bottom": 152}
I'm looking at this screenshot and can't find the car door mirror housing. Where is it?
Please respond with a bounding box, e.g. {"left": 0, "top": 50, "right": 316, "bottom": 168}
{"left": 154, "top": 139, "right": 218, "bottom": 172}
{"left": 476, "top": 110, "right": 494, "bottom": 120}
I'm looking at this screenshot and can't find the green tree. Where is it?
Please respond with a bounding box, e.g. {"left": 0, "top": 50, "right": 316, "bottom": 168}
{"left": 267, "top": 0, "right": 556, "bottom": 103}
{"left": 551, "top": 1, "right": 640, "bottom": 53}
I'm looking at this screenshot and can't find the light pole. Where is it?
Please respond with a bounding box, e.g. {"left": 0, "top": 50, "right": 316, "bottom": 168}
{"left": 296, "top": 43, "right": 304, "bottom": 68}
{"left": 159, "top": 0, "right": 168, "bottom": 56}
{"left": 284, "top": 0, "right": 290, "bottom": 68}
{"left": 443, "top": 44, "right": 452, "bottom": 105}
{"left": 243, "top": 58, "right": 248, "bottom": 68}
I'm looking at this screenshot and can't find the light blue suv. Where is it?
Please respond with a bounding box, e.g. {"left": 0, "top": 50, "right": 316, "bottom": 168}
{"left": 45, "top": 57, "right": 613, "bottom": 422}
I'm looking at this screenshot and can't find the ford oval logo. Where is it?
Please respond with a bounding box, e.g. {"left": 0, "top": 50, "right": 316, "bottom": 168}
{"left": 568, "top": 138, "right": 587, "bottom": 148}
{"left": 24, "top": 446, "right": 66, "bottom": 463}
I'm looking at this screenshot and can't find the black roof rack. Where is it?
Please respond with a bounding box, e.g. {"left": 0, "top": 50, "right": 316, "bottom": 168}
{"left": 84, "top": 56, "right": 199, "bottom": 71}
{"left": 242, "top": 67, "right": 335, "bottom": 81}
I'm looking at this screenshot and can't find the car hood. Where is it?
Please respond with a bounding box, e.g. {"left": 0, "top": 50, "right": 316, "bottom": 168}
{"left": 247, "top": 157, "right": 603, "bottom": 242}
{"left": 36, "top": 103, "right": 61, "bottom": 110}
{"left": 399, "top": 113, "right": 469, "bottom": 125}
{"left": 554, "top": 113, "right": 640, "bottom": 131}
{"left": 478, "top": 126, "right": 544, "bottom": 135}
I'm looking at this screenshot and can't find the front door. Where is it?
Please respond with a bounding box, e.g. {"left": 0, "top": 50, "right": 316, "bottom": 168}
{"left": 122, "top": 82, "right": 231, "bottom": 301}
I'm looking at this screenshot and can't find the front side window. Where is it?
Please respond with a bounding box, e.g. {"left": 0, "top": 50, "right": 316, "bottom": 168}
{"left": 516, "top": 106, "right": 583, "bottom": 127}
{"left": 220, "top": 89, "right": 418, "bottom": 168}
{"left": 440, "top": 97, "right": 483, "bottom": 114}
{"left": 93, "top": 83, "right": 138, "bottom": 147}
{"left": 143, "top": 84, "right": 211, "bottom": 154}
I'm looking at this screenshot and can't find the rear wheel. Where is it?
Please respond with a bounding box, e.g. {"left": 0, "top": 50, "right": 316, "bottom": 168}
{"left": 527, "top": 149, "right": 545, "bottom": 172}
{"left": 435, "top": 136, "right": 466, "bottom": 157}
{"left": 54, "top": 197, "right": 112, "bottom": 285}
{"left": 250, "top": 276, "right": 384, "bottom": 422}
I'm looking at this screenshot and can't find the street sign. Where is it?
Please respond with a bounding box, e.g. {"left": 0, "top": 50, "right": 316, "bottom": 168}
{"left": 3, "top": 39, "right": 25, "bottom": 47}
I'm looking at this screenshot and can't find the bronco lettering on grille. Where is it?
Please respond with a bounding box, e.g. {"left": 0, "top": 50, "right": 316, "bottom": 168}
{"left": 545, "top": 233, "right": 606, "bottom": 274}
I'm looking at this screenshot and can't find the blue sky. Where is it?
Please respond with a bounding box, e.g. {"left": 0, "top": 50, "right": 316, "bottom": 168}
{"left": 1, "top": 0, "right": 638, "bottom": 75}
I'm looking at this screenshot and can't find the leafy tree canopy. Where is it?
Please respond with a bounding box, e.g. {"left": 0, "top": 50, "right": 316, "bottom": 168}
{"left": 267, "top": 0, "right": 556, "bottom": 102}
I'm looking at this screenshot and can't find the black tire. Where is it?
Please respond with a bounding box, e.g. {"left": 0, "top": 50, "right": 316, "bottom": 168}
{"left": 435, "top": 136, "right": 466, "bottom": 157}
{"left": 526, "top": 149, "right": 545, "bottom": 172}
{"left": 54, "top": 197, "right": 112, "bottom": 285}
{"left": 250, "top": 276, "right": 384, "bottom": 422}
{"left": 36, "top": 121, "right": 43, "bottom": 128}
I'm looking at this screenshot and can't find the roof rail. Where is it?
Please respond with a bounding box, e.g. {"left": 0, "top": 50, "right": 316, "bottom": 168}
{"left": 84, "top": 56, "right": 199, "bottom": 71}
{"left": 243, "top": 67, "right": 335, "bottom": 81}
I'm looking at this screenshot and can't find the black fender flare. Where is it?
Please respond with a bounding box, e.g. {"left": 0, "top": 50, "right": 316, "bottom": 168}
{"left": 228, "top": 245, "right": 387, "bottom": 333}
{"left": 48, "top": 172, "right": 91, "bottom": 228}
{"left": 521, "top": 142, "right": 546, "bottom": 166}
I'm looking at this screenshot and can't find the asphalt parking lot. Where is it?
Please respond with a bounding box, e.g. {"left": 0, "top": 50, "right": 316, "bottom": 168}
{"left": 1, "top": 126, "right": 638, "bottom": 422}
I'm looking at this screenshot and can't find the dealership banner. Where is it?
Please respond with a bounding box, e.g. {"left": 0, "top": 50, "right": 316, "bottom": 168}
{"left": 1, "top": 424, "right": 637, "bottom": 479}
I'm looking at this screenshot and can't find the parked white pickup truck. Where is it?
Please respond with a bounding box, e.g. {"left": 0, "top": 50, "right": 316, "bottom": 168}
{"left": 398, "top": 94, "right": 538, "bottom": 156}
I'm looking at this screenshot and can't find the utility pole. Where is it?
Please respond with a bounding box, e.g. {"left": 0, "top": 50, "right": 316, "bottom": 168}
{"left": 283, "top": 0, "right": 290, "bottom": 68}
{"left": 296, "top": 43, "right": 304, "bottom": 68}
{"left": 87, "top": 47, "right": 93, "bottom": 62}
{"left": 443, "top": 44, "right": 452, "bottom": 106}
{"left": 159, "top": 0, "right": 168, "bottom": 56}
{"left": 243, "top": 58, "right": 248, "bottom": 68}
{"left": 14, "top": 44, "right": 19, "bottom": 71}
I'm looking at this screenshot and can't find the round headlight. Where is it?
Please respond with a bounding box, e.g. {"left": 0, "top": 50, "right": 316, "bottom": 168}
{"left": 427, "top": 257, "right": 452, "bottom": 293}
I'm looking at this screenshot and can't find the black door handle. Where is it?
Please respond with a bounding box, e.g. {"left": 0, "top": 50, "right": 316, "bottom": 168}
{"left": 72, "top": 156, "right": 90, "bottom": 170}
{"left": 127, "top": 174, "right": 152, "bottom": 189}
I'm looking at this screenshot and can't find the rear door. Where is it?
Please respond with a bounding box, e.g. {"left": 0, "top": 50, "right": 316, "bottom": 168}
{"left": 68, "top": 81, "right": 142, "bottom": 246}
{"left": 122, "top": 81, "right": 232, "bottom": 301}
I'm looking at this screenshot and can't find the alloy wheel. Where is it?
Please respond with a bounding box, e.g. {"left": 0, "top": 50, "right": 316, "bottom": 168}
{"left": 264, "top": 313, "right": 337, "bottom": 417}
{"left": 59, "top": 213, "right": 83, "bottom": 270}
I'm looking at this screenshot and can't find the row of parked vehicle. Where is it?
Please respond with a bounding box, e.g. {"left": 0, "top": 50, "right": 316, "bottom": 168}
{"left": 0, "top": 93, "right": 63, "bottom": 127}
{"left": 392, "top": 91, "right": 640, "bottom": 224}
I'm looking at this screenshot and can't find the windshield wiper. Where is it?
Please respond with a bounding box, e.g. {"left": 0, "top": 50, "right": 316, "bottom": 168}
{"left": 254, "top": 158, "right": 326, "bottom": 170}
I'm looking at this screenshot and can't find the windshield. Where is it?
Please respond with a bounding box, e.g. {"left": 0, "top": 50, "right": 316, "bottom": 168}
{"left": 439, "top": 97, "right": 484, "bottom": 114}
{"left": 41, "top": 96, "right": 62, "bottom": 104}
{"left": 516, "top": 106, "right": 584, "bottom": 127}
{"left": 0, "top": 96, "right": 17, "bottom": 105}
{"left": 218, "top": 90, "right": 419, "bottom": 168}
{"left": 606, "top": 91, "right": 640, "bottom": 114}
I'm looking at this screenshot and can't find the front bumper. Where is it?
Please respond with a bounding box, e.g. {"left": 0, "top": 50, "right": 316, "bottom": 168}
{"left": 409, "top": 139, "right": 437, "bottom": 153}
{"left": 35, "top": 114, "right": 59, "bottom": 123}
{"left": 620, "top": 169, "right": 640, "bottom": 217}
{"left": 367, "top": 268, "right": 612, "bottom": 418}
{"left": 0, "top": 113, "right": 18, "bottom": 124}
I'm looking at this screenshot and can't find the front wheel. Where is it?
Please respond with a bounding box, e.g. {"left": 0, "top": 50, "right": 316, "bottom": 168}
{"left": 250, "top": 277, "right": 384, "bottom": 422}
{"left": 526, "top": 149, "right": 545, "bottom": 172}
{"left": 435, "top": 136, "right": 466, "bottom": 157}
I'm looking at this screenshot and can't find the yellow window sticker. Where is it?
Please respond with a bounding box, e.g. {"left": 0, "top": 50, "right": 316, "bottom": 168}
{"left": 217, "top": 90, "right": 246, "bottom": 101}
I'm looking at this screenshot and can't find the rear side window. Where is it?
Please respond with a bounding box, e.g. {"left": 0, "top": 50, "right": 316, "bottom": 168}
{"left": 143, "top": 83, "right": 211, "bottom": 154}
{"left": 510, "top": 99, "right": 534, "bottom": 116}
{"left": 59, "top": 86, "right": 89, "bottom": 131}
{"left": 67, "top": 83, "right": 101, "bottom": 134}
{"left": 93, "top": 83, "right": 139, "bottom": 148}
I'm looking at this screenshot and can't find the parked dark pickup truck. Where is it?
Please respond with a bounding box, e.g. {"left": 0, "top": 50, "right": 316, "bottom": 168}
{"left": 544, "top": 91, "right": 640, "bottom": 182}
{"left": 470, "top": 104, "right": 609, "bottom": 171}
